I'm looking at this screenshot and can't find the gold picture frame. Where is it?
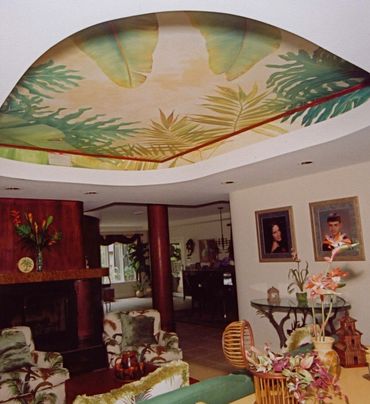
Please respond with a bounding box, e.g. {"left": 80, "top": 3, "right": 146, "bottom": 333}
{"left": 255, "top": 206, "right": 296, "bottom": 262}
{"left": 309, "top": 196, "right": 365, "bottom": 261}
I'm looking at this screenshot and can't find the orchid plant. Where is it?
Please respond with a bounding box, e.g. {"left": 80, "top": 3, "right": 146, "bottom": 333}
{"left": 246, "top": 344, "right": 347, "bottom": 403}
{"left": 305, "top": 243, "right": 359, "bottom": 342}
{"left": 287, "top": 250, "right": 309, "bottom": 294}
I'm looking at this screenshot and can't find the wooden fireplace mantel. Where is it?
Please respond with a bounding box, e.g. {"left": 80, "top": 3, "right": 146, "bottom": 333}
{"left": 0, "top": 268, "right": 109, "bottom": 285}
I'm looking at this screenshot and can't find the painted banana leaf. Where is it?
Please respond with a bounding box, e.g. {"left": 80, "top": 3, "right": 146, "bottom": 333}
{"left": 0, "top": 147, "right": 49, "bottom": 164}
{"left": 189, "top": 12, "right": 281, "bottom": 80}
{"left": 74, "top": 14, "right": 159, "bottom": 88}
{"left": 0, "top": 113, "right": 73, "bottom": 150}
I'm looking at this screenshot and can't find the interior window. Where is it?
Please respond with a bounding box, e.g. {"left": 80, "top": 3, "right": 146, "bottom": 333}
{"left": 100, "top": 242, "right": 136, "bottom": 284}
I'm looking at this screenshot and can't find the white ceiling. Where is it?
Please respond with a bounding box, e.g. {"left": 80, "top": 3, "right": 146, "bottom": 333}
{"left": 1, "top": 1, "right": 370, "bottom": 222}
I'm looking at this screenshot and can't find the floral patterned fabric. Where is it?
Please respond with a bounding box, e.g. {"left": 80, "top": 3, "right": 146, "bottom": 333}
{"left": 73, "top": 360, "right": 189, "bottom": 404}
{"left": 0, "top": 326, "right": 69, "bottom": 404}
{"left": 103, "top": 310, "right": 182, "bottom": 367}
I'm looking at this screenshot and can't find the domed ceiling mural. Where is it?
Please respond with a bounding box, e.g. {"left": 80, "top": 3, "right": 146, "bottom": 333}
{"left": 0, "top": 11, "right": 369, "bottom": 171}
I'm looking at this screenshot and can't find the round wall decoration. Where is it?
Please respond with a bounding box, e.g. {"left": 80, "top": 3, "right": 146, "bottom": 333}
{"left": 17, "top": 257, "right": 34, "bottom": 273}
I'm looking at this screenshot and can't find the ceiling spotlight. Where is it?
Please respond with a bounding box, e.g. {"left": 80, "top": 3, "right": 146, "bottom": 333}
{"left": 5, "top": 187, "right": 20, "bottom": 190}
{"left": 84, "top": 191, "right": 98, "bottom": 195}
{"left": 300, "top": 161, "right": 313, "bottom": 165}
{"left": 221, "top": 180, "right": 235, "bottom": 184}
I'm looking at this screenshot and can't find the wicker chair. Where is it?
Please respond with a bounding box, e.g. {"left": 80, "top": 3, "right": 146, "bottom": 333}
{"left": 222, "top": 320, "right": 297, "bottom": 404}
{"left": 222, "top": 320, "right": 254, "bottom": 369}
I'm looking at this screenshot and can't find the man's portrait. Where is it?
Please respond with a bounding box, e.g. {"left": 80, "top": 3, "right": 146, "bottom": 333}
{"left": 310, "top": 196, "right": 365, "bottom": 261}
{"left": 255, "top": 206, "right": 296, "bottom": 262}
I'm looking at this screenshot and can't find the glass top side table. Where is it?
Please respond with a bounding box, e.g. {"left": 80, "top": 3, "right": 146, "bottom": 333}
{"left": 250, "top": 297, "right": 350, "bottom": 348}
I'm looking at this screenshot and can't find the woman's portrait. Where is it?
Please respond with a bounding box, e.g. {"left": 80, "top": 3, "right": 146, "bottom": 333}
{"left": 255, "top": 206, "right": 296, "bottom": 262}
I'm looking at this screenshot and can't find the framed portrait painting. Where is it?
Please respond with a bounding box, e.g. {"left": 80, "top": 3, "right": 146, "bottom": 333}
{"left": 309, "top": 196, "right": 365, "bottom": 261}
{"left": 255, "top": 206, "right": 296, "bottom": 262}
{"left": 199, "top": 239, "right": 218, "bottom": 264}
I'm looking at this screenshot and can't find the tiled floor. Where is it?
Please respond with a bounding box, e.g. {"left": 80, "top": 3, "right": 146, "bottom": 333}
{"left": 176, "top": 321, "right": 235, "bottom": 376}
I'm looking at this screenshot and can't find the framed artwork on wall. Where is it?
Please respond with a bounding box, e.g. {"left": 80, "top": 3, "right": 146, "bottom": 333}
{"left": 309, "top": 196, "right": 365, "bottom": 261}
{"left": 199, "top": 239, "right": 218, "bottom": 265}
{"left": 255, "top": 206, "right": 296, "bottom": 262}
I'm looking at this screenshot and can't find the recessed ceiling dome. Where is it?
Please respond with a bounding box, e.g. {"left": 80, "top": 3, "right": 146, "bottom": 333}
{"left": 0, "top": 11, "right": 369, "bottom": 171}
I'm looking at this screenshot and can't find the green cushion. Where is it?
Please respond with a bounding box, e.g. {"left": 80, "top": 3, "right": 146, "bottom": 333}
{"left": 141, "top": 373, "right": 255, "bottom": 404}
{"left": 0, "top": 330, "right": 32, "bottom": 372}
{"left": 120, "top": 314, "right": 156, "bottom": 348}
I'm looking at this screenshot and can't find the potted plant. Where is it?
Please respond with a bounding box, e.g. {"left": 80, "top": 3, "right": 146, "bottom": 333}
{"left": 10, "top": 210, "right": 62, "bottom": 272}
{"left": 129, "top": 239, "right": 150, "bottom": 295}
{"left": 170, "top": 243, "right": 182, "bottom": 292}
{"left": 287, "top": 251, "right": 309, "bottom": 306}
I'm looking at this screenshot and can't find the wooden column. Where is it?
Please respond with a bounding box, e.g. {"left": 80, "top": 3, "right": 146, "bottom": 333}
{"left": 147, "top": 204, "right": 175, "bottom": 331}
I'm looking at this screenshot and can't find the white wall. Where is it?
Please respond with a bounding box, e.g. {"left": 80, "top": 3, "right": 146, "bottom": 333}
{"left": 230, "top": 160, "right": 370, "bottom": 350}
{"left": 169, "top": 214, "right": 231, "bottom": 265}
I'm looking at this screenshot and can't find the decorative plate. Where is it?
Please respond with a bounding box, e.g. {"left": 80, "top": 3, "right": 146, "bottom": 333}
{"left": 17, "top": 257, "right": 34, "bottom": 273}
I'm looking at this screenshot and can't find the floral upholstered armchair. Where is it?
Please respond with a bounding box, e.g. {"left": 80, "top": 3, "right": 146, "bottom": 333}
{"left": 103, "top": 309, "right": 182, "bottom": 367}
{"left": 0, "top": 326, "right": 69, "bottom": 404}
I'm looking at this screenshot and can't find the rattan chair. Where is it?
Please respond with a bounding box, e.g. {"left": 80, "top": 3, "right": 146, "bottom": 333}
{"left": 222, "top": 320, "right": 255, "bottom": 369}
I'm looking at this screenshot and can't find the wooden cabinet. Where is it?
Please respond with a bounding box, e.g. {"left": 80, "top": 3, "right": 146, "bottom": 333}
{"left": 182, "top": 267, "right": 238, "bottom": 322}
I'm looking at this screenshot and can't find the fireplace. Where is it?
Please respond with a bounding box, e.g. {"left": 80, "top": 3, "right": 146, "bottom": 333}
{"left": 0, "top": 281, "right": 78, "bottom": 351}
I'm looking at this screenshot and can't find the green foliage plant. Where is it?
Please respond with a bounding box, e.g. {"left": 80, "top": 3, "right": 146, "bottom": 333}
{"left": 287, "top": 251, "right": 309, "bottom": 294}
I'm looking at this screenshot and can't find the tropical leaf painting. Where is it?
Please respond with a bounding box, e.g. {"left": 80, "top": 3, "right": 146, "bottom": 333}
{"left": 14, "top": 60, "right": 83, "bottom": 99}
{"left": 191, "top": 85, "right": 287, "bottom": 137}
{"left": 0, "top": 11, "right": 369, "bottom": 171}
{"left": 189, "top": 12, "right": 281, "bottom": 80}
{"left": 140, "top": 110, "right": 220, "bottom": 155}
{"left": 265, "top": 48, "right": 370, "bottom": 125}
{"left": 73, "top": 14, "right": 159, "bottom": 88}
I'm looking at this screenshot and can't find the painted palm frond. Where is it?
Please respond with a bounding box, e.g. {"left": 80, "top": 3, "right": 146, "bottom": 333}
{"left": 140, "top": 110, "right": 216, "bottom": 155}
{"left": 13, "top": 60, "right": 83, "bottom": 100}
{"left": 189, "top": 12, "right": 281, "bottom": 80}
{"left": 74, "top": 14, "right": 159, "bottom": 88}
{"left": 265, "top": 48, "right": 370, "bottom": 125}
{"left": 191, "top": 85, "right": 287, "bottom": 137}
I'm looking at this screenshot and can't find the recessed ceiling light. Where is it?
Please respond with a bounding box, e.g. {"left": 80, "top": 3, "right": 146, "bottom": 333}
{"left": 5, "top": 187, "right": 20, "bottom": 190}
{"left": 84, "top": 191, "right": 98, "bottom": 195}
{"left": 221, "top": 180, "right": 235, "bottom": 184}
{"left": 300, "top": 161, "right": 313, "bottom": 165}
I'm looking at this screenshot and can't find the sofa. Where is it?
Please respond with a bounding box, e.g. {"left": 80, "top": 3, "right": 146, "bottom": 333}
{"left": 103, "top": 309, "right": 182, "bottom": 367}
{"left": 73, "top": 360, "right": 189, "bottom": 403}
{"left": 73, "top": 360, "right": 255, "bottom": 404}
{"left": 0, "top": 326, "right": 69, "bottom": 404}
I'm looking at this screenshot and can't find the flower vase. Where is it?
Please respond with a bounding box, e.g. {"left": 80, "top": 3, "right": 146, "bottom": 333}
{"left": 313, "top": 336, "right": 341, "bottom": 379}
{"left": 36, "top": 249, "right": 43, "bottom": 272}
{"left": 295, "top": 291, "right": 308, "bottom": 306}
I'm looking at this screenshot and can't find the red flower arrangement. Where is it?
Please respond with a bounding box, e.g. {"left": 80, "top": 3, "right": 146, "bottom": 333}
{"left": 10, "top": 210, "right": 62, "bottom": 251}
